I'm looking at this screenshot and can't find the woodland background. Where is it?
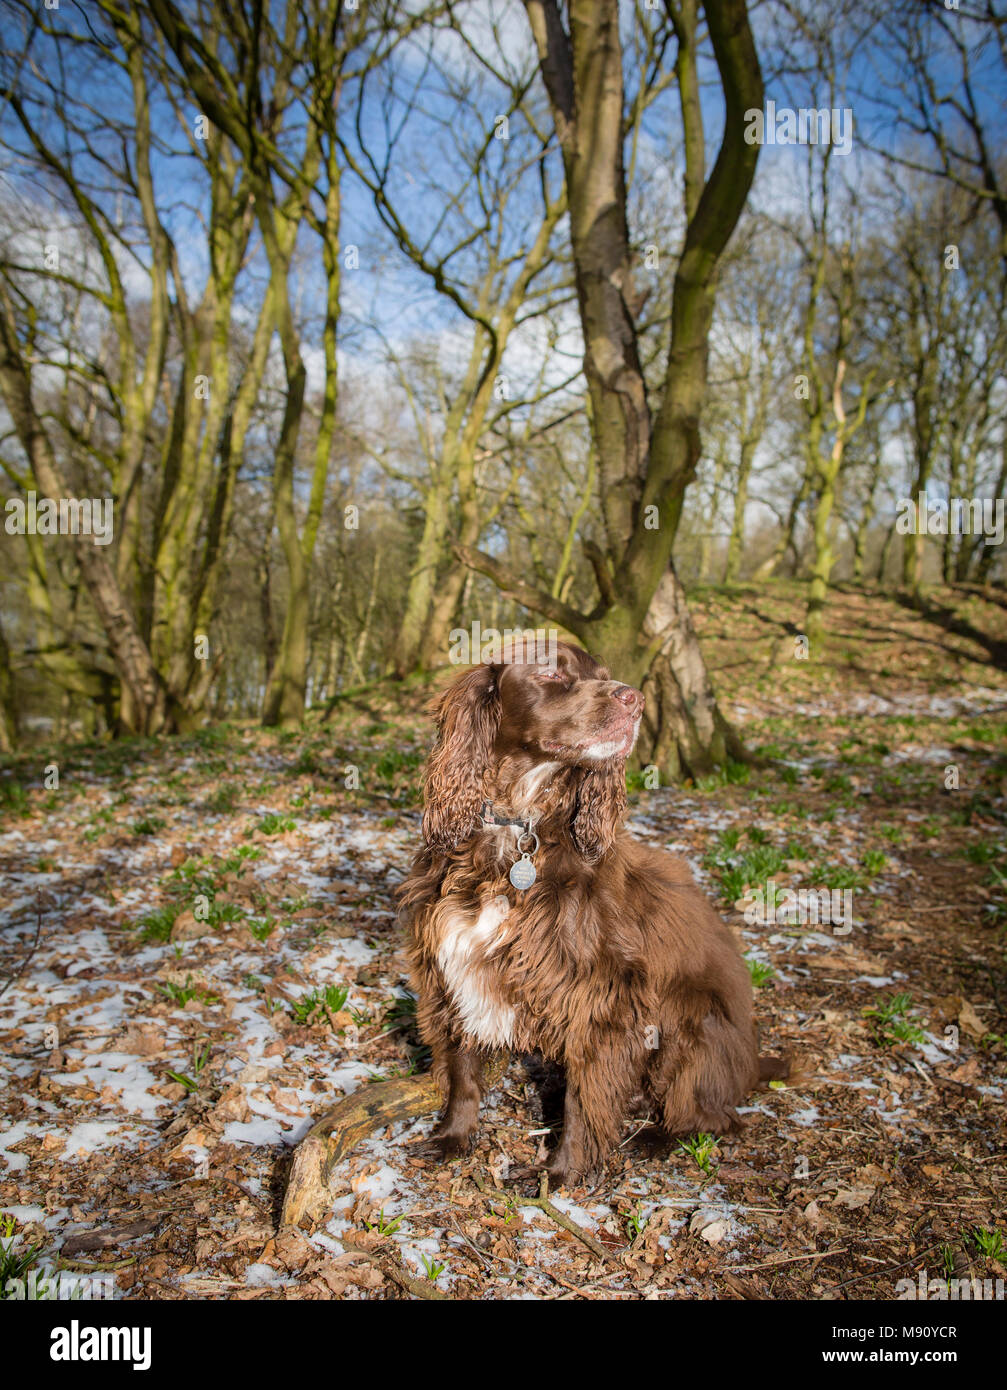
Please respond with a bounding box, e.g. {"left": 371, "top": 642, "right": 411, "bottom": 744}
{"left": 0, "top": 0, "right": 1004, "bottom": 777}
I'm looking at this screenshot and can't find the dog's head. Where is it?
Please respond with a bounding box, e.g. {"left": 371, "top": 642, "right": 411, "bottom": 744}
{"left": 421, "top": 641, "right": 643, "bottom": 861}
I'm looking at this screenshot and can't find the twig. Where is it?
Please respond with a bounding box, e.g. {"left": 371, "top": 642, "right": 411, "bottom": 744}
{"left": 341, "top": 1232, "right": 452, "bottom": 1301}
{"left": 826, "top": 1241, "right": 945, "bottom": 1294}
{"left": 728, "top": 1246, "right": 848, "bottom": 1274}
{"left": 0, "top": 893, "right": 43, "bottom": 1000}
{"left": 472, "top": 1171, "right": 613, "bottom": 1264}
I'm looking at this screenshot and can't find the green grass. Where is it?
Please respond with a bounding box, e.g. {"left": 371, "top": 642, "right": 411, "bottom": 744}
{"left": 816, "top": 864, "right": 868, "bottom": 891}
{"left": 249, "top": 812, "right": 296, "bottom": 836}
{"left": 695, "top": 759, "right": 750, "bottom": 791}
{"left": 963, "top": 840, "right": 1002, "bottom": 865}
{"left": 862, "top": 993, "right": 927, "bottom": 1048}
{"left": 130, "top": 815, "right": 166, "bottom": 836}
{"left": 625, "top": 1203, "right": 649, "bottom": 1240}
{"left": 364, "top": 1208, "right": 403, "bottom": 1236}
{"left": 745, "top": 956, "right": 775, "bottom": 988}
{"left": 207, "top": 783, "right": 240, "bottom": 813}
{"left": 0, "top": 780, "right": 30, "bottom": 821}
{"left": 383, "top": 992, "right": 418, "bottom": 1032}
{"left": 158, "top": 976, "right": 219, "bottom": 1009}
{"left": 137, "top": 904, "right": 182, "bottom": 942}
{"left": 288, "top": 983, "right": 350, "bottom": 1028}
{"left": 677, "top": 1132, "right": 718, "bottom": 1176}
{"left": 0, "top": 1214, "right": 43, "bottom": 1299}
{"left": 971, "top": 1227, "right": 1004, "bottom": 1260}
{"left": 165, "top": 1039, "right": 212, "bottom": 1092}
{"left": 702, "top": 828, "right": 788, "bottom": 903}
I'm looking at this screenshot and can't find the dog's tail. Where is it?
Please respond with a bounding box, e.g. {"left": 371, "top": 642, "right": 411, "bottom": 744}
{"left": 758, "top": 1052, "right": 791, "bottom": 1083}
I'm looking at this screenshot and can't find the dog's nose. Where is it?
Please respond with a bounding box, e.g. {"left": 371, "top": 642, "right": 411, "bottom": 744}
{"left": 612, "top": 684, "right": 644, "bottom": 714}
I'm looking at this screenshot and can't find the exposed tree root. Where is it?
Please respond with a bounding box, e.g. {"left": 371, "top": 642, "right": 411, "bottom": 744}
{"left": 281, "top": 1073, "right": 442, "bottom": 1228}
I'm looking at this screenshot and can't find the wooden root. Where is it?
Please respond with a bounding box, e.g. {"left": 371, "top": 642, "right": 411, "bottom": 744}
{"left": 280, "top": 1073, "right": 442, "bottom": 1229}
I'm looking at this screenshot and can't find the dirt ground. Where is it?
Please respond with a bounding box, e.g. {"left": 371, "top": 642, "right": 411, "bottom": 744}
{"left": 2, "top": 582, "right": 1005, "bottom": 1300}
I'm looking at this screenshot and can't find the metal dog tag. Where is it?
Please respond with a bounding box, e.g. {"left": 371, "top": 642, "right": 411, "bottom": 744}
{"left": 509, "top": 854, "right": 537, "bottom": 890}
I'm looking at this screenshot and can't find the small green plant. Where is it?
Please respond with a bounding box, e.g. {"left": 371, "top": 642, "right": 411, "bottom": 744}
{"left": 717, "top": 845, "right": 786, "bottom": 903}
{"left": 862, "top": 993, "right": 927, "bottom": 1048}
{"left": 383, "top": 992, "right": 418, "bottom": 1032}
{"left": 964, "top": 841, "right": 1001, "bottom": 865}
{"left": 745, "top": 956, "right": 775, "bottom": 988}
{"left": 289, "top": 984, "right": 350, "bottom": 1028}
{"left": 695, "top": 760, "right": 750, "bottom": 791}
{"left": 159, "top": 977, "right": 198, "bottom": 1007}
{"left": 971, "top": 1228, "right": 1004, "bottom": 1260}
{"left": 678, "top": 1132, "right": 718, "bottom": 1176}
{"left": 0, "top": 781, "right": 30, "bottom": 819}
{"left": 131, "top": 815, "right": 166, "bottom": 836}
{"left": 878, "top": 823, "right": 903, "bottom": 844}
{"left": 365, "top": 1209, "right": 403, "bottom": 1237}
{"left": 625, "top": 1203, "right": 648, "bottom": 1240}
{"left": 861, "top": 849, "right": 886, "bottom": 875}
{"left": 137, "top": 904, "right": 181, "bottom": 942}
{"left": 0, "top": 1214, "right": 43, "bottom": 1298}
{"left": 166, "top": 1038, "right": 212, "bottom": 1091}
{"left": 245, "top": 915, "right": 277, "bottom": 942}
{"left": 418, "top": 1253, "right": 446, "bottom": 1281}
{"left": 702, "top": 829, "right": 740, "bottom": 871}
{"left": 158, "top": 976, "right": 218, "bottom": 1008}
{"left": 207, "top": 783, "right": 239, "bottom": 813}
{"left": 293, "top": 749, "right": 320, "bottom": 775}
{"left": 250, "top": 813, "right": 296, "bottom": 837}
{"left": 817, "top": 863, "right": 867, "bottom": 891}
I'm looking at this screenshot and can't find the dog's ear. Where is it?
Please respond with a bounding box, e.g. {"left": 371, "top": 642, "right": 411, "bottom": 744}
{"left": 571, "top": 762, "right": 626, "bottom": 864}
{"left": 422, "top": 663, "right": 501, "bottom": 853}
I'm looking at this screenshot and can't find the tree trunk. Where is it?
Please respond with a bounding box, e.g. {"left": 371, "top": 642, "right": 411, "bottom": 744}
{"left": 0, "top": 286, "right": 169, "bottom": 735}
{"left": 724, "top": 439, "right": 755, "bottom": 584}
{"left": 638, "top": 566, "right": 742, "bottom": 779}
{"left": 456, "top": 0, "right": 764, "bottom": 779}
{"left": 0, "top": 618, "right": 18, "bottom": 752}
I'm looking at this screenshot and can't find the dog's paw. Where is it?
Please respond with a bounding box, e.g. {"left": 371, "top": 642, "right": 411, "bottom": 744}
{"left": 411, "top": 1132, "right": 473, "bottom": 1161}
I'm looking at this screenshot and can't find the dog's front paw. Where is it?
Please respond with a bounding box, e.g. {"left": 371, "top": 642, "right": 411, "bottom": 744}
{"left": 411, "top": 1131, "right": 473, "bottom": 1162}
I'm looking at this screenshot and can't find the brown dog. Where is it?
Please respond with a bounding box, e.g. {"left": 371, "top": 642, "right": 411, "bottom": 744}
{"left": 398, "top": 641, "right": 784, "bottom": 1185}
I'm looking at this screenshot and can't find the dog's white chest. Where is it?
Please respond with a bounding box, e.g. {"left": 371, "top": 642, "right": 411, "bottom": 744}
{"left": 436, "top": 895, "right": 514, "bottom": 1048}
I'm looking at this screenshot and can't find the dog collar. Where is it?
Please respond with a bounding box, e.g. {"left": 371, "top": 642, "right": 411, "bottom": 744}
{"left": 479, "top": 802, "right": 540, "bottom": 891}
{"left": 479, "top": 801, "right": 535, "bottom": 834}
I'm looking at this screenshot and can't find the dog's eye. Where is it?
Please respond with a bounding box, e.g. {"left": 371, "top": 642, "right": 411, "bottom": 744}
{"left": 536, "top": 668, "right": 566, "bottom": 682}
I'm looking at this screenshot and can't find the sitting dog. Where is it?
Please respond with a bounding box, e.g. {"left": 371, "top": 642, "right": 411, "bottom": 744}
{"left": 398, "top": 640, "right": 785, "bottom": 1185}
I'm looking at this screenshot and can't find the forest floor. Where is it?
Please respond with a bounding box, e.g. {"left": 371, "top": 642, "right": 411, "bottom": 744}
{"left": 1, "top": 581, "right": 1006, "bottom": 1301}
